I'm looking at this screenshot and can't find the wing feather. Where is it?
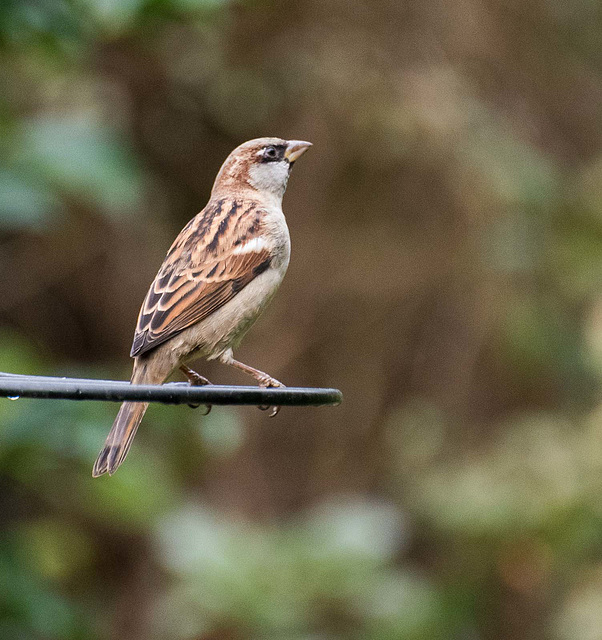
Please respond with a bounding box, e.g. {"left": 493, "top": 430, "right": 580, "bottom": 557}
{"left": 130, "top": 198, "right": 272, "bottom": 358}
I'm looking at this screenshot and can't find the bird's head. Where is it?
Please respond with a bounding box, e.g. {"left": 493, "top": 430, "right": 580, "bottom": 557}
{"left": 211, "top": 137, "right": 312, "bottom": 201}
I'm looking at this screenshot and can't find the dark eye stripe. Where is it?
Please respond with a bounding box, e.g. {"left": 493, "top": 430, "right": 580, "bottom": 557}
{"left": 260, "top": 144, "right": 287, "bottom": 163}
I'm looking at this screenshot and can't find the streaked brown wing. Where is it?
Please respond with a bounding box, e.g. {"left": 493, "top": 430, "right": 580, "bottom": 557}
{"left": 130, "top": 198, "right": 271, "bottom": 358}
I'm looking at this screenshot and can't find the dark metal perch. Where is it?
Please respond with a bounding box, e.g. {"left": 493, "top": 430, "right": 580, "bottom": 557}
{"left": 0, "top": 372, "right": 342, "bottom": 407}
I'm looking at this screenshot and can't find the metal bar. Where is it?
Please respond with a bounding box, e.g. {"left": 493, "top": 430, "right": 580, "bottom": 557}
{"left": 0, "top": 372, "right": 342, "bottom": 407}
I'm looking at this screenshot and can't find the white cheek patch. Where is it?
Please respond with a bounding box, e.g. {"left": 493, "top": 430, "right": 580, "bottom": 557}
{"left": 248, "top": 161, "right": 290, "bottom": 197}
{"left": 232, "top": 236, "right": 269, "bottom": 255}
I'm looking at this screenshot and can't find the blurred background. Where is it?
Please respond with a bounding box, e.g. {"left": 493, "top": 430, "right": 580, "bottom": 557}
{"left": 2, "top": 0, "right": 602, "bottom": 638}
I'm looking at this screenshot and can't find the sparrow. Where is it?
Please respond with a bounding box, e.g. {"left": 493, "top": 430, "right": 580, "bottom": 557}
{"left": 93, "top": 137, "right": 312, "bottom": 477}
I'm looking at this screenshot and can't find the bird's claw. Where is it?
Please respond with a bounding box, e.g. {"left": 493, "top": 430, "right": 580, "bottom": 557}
{"left": 190, "top": 403, "right": 212, "bottom": 415}
{"left": 258, "top": 404, "right": 280, "bottom": 417}
{"left": 184, "top": 370, "right": 213, "bottom": 413}
{"left": 257, "top": 376, "right": 284, "bottom": 417}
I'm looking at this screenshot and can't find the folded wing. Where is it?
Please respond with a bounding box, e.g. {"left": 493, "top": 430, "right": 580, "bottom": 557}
{"left": 130, "top": 198, "right": 271, "bottom": 358}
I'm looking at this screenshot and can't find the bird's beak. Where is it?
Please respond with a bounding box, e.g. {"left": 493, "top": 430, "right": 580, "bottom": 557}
{"left": 285, "top": 140, "right": 312, "bottom": 162}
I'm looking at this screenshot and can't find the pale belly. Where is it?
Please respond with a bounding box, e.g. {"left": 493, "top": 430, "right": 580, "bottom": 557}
{"left": 180, "top": 262, "right": 287, "bottom": 361}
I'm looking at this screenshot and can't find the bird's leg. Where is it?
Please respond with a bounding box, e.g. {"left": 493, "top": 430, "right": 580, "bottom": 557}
{"left": 225, "top": 359, "right": 284, "bottom": 388}
{"left": 180, "top": 364, "right": 212, "bottom": 414}
{"left": 219, "top": 351, "right": 284, "bottom": 417}
{"left": 180, "top": 364, "right": 212, "bottom": 386}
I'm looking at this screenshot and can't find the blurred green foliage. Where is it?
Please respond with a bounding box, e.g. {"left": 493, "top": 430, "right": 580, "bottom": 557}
{"left": 3, "top": 0, "right": 602, "bottom": 639}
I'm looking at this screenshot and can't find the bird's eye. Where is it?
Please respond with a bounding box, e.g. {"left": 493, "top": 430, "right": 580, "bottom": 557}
{"left": 264, "top": 146, "right": 277, "bottom": 159}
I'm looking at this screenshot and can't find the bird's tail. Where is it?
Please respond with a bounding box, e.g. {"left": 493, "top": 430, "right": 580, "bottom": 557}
{"left": 92, "top": 360, "right": 164, "bottom": 477}
{"left": 92, "top": 400, "right": 149, "bottom": 477}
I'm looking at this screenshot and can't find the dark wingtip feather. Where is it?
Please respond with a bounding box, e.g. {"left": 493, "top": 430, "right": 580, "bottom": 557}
{"left": 130, "top": 332, "right": 146, "bottom": 358}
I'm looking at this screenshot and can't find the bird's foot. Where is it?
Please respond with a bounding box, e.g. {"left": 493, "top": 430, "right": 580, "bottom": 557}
{"left": 257, "top": 375, "right": 285, "bottom": 417}
{"left": 180, "top": 365, "right": 212, "bottom": 414}
{"left": 187, "top": 371, "right": 212, "bottom": 386}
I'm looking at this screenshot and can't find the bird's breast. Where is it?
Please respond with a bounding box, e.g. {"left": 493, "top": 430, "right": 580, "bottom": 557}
{"left": 263, "top": 205, "right": 291, "bottom": 274}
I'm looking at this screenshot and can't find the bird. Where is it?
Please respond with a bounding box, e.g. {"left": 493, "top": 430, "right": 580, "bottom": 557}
{"left": 92, "top": 137, "right": 312, "bottom": 477}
